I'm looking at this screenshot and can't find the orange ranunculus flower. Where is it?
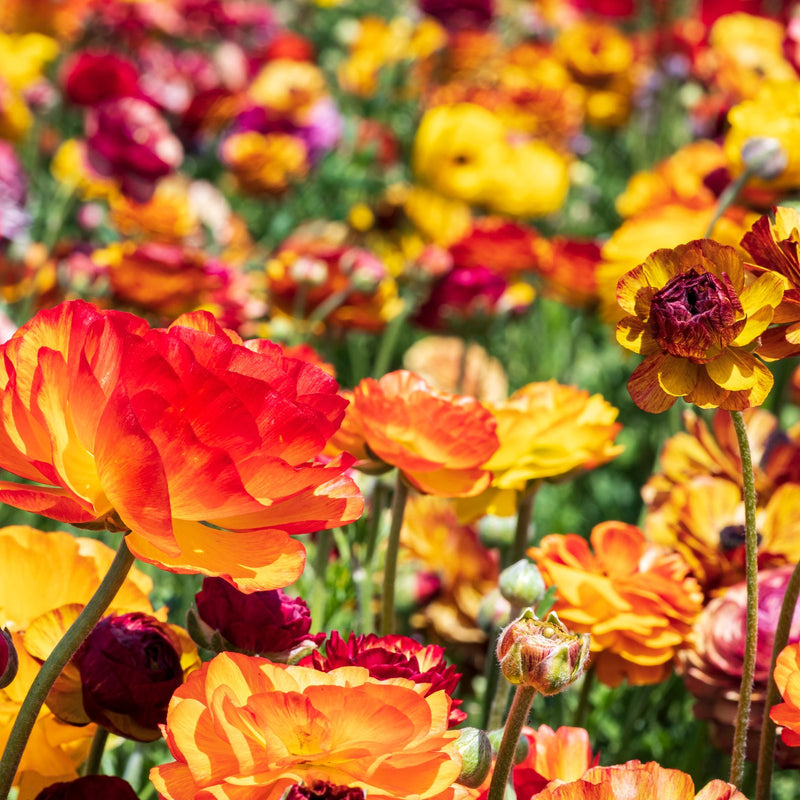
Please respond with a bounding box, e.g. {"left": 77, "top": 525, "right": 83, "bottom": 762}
{"left": 332, "top": 370, "right": 499, "bottom": 497}
{"left": 532, "top": 760, "right": 746, "bottom": 800}
{"left": 771, "top": 641, "right": 800, "bottom": 747}
{"left": 149, "top": 652, "right": 463, "bottom": 800}
{"left": 0, "top": 300, "right": 363, "bottom": 592}
{"left": 529, "top": 522, "right": 703, "bottom": 687}
{"left": 0, "top": 526, "right": 160, "bottom": 799}
{"left": 456, "top": 381, "right": 623, "bottom": 522}
{"left": 616, "top": 239, "right": 784, "bottom": 413}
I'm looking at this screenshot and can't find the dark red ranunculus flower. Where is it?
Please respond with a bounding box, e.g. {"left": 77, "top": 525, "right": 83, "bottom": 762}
{"left": 86, "top": 98, "right": 183, "bottom": 202}
{"left": 69, "top": 613, "right": 185, "bottom": 741}
{"left": 449, "top": 219, "right": 539, "bottom": 276}
{"left": 305, "top": 631, "right": 466, "bottom": 725}
{"left": 0, "top": 628, "right": 17, "bottom": 689}
{"left": 285, "top": 782, "right": 365, "bottom": 800}
{"left": 61, "top": 51, "right": 140, "bottom": 107}
{"left": 189, "top": 578, "right": 324, "bottom": 658}
{"left": 648, "top": 269, "right": 744, "bottom": 360}
{"left": 34, "top": 776, "right": 139, "bottom": 800}
{"left": 418, "top": 0, "right": 494, "bottom": 31}
{"left": 264, "top": 31, "right": 316, "bottom": 62}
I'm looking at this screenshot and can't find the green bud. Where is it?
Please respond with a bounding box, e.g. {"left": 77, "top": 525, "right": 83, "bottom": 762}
{"left": 496, "top": 608, "right": 591, "bottom": 695}
{"left": 478, "top": 515, "right": 517, "bottom": 548}
{"left": 477, "top": 589, "right": 512, "bottom": 634}
{"left": 741, "top": 137, "right": 788, "bottom": 181}
{"left": 498, "top": 560, "right": 545, "bottom": 608}
{"left": 454, "top": 727, "right": 493, "bottom": 787}
{"left": 487, "top": 727, "right": 529, "bottom": 764}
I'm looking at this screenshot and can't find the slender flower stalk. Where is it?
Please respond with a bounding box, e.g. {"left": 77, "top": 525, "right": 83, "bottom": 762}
{"left": 510, "top": 488, "right": 537, "bottom": 566}
{"left": 486, "top": 685, "right": 537, "bottom": 800}
{"left": 0, "top": 536, "right": 135, "bottom": 800}
{"left": 755, "top": 561, "right": 800, "bottom": 800}
{"left": 729, "top": 410, "right": 759, "bottom": 789}
{"left": 360, "top": 482, "right": 390, "bottom": 634}
{"left": 380, "top": 472, "right": 410, "bottom": 636}
{"left": 82, "top": 728, "right": 110, "bottom": 777}
{"left": 704, "top": 167, "right": 753, "bottom": 238}
{"left": 310, "top": 530, "right": 334, "bottom": 635}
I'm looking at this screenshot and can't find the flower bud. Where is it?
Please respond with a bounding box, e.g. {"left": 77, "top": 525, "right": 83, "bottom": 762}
{"left": 188, "top": 579, "right": 324, "bottom": 661}
{"left": 741, "top": 137, "right": 788, "bottom": 181}
{"left": 498, "top": 560, "right": 546, "bottom": 609}
{"left": 34, "top": 776, "right": 139, "bottom": 799}
{"left": 454, "top": 727, "right": 493, "bottom": 787}
{"left": 496, "top": 609, "right": 591, "bottom": 694}
{"left": 478, "top": 514, "right": 516, "bottom": 548}
{"left": 0, "top": 628, "right": 18, "bottom": 689}
{"left": 477, "top": 589, "right": 512, "bottom": 633}
{"left": 487, "top": 727, "right": 530, "bottom": 763}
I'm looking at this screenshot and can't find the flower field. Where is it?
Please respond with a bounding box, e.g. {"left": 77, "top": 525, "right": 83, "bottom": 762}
{"left": 3, "top": 0, "right": 800, "bottom": 798}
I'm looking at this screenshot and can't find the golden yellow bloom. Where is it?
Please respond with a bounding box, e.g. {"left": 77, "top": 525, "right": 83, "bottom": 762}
{"left": 403, "top": 185, "right": 472, "bottom": 247}
{"left": 249, "top": 60, "right": 327, "bottom": 123}
{"left": 0, "top": 32, "right": 58, "bottom": 91}
{"left": 50, "top": 139, "right": 119, "bottom": 201}
{"left": 222, "top": 131, "right": 308, "bottom": 195}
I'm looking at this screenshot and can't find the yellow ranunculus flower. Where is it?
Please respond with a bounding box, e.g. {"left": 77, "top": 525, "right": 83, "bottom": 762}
{"left": 0, "top": 32, "right": 58, "bottom": 91}
{"left": 403, "top": 184, "right": 472, "bottom": 246}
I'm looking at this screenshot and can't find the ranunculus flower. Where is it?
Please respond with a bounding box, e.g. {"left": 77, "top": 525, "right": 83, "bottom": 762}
{"left": 304, "top": 631, "right": 465, "bottom": 725}
{"left": 0, "top": 628, "right": 17, "bottom": 689}
{"left": 285, "top": 783, "right": 364, "bottom": 800}
{"left": 61, "top": 51, "right": 139, "bottom": 106}
{"left": 85, "top": 97, "right": 183, "bottom": 202}
{"left": 418, "top": 0, "right": 494, "bottom": 30}
{"left": 680, "top": 566, "right": 800, "bottom": 765}
{"left": 331, "top": 370, "right": 498, "bottom": 497}
{"left": 772, "top": 640, "right": 800, "bottom": 747}
{"left": 34, "top": 775, "right": 138, "bottom": 799}
{"left": 530, "top": 522, "right": 704, "bottom": 686}
{"left": 149, "top": 652, "right": 463, "bottom": 800}
{"left": 616, "top": 240, "right": 784, "bottom": 412}
{"left": 0, "top": 300, "right": 363, "bottom": 592}
{"left": 44, "top": 612, "right": 197, "bottom": 742}
{"left": 189, "top": 579, "right": 324, "bottom": 659}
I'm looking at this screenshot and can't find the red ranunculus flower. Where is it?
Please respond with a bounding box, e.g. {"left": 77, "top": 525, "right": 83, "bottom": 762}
{"left": 34, "top": 776, "right": 139, "bottom": 800}
{"left": 61, "top": 51, "right": 140, "bottom": 107}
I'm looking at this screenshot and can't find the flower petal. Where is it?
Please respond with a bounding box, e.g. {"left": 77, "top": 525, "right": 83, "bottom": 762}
{"left": 685, "top": 369, "right": 729, "bottom": 409}
{"left": 738, "top": 271, "right": 785, "bottom": 316}
{"left": 705, "top": 348, "right": 761, "bottom": 391}
{"left": 627, "top": 356, "right": 677, "bottom": 413}
{"left": 721, "top": 360, "right": 774, "bottom": 410}
{"left": 616, "top": 316, "right": 658, "bottom": 355}
{"left": 657, "top": 356, "right": 699, "bottom": 397}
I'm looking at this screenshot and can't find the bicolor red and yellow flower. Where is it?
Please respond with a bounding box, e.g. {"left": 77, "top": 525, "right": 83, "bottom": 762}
{"left": 616, "top": 239, "right": 784, "bottom": 412}
{"left": 771, "top": 640, "right": 800, "bottom": 748}
{"left": 150, "top": 652, "right": 463, "bottom": 800}
{"left": 0, "top": 300, "right": 363, "bottom": 592}
{"left": 529, "top": 522, "right": 703, "bottom": 686}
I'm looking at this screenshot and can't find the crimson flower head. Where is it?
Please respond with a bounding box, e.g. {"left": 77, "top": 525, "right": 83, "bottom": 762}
{"left": 47, "top": 612, "right": 192, "bottom": 742}
{"left": 285, "top": 783, "right": 365, "bottom": 800}
{"left": 189, "top": 578, "right": 324, "bottom": 659}
{"left": 418, "top": 0, "right": 494, "bottom": 30}
{"left": 305, "top": 631, "right": 466, "bottom": 725}
{"left": 0, "top": 627, "right": 17, "bottom": 689}
{"left": 34, "top": 776, "right": 139, "bottom": 800}
{"left": 61, "top": 51, "right": 140, "bottom": 107}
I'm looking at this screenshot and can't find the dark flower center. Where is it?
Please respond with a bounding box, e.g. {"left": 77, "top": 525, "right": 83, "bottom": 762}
{"left": 719, "top": 524, "right": 763, "bottom": 551}
{"left": 648, "top": 269, "right": 744, "bottom": 361}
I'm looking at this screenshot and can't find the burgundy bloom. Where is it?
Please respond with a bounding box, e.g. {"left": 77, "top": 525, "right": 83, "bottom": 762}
{"left": 86, "top": 98, "right": 183, "bottom": 202}
{"left": 34, "top": 776, "right": 139, "bottom": 800}
{"left": 285, "top": 782, "right": 365, "bottom": 800}
{"left": 648, "top": 269, "right": 744, "bottom": 361}
{"left": 305, "top": 631, "right": 466, "bottom": 725}
{"left": 567, "top": 0, "right": 635, "bottom": 16}
{"left": 69, "top": 613, "right": 185, "bottom": 741}
{"left": 189, "top": 578, "right": 324, "bottom": 659}
{"left": 0, "top": 628, "right": 17, "bottom": 689}
{"left": 61, "top": 51, "right": 140, "bottom": 107}
{"left": 418, "top": 0, "right": 494, "bottom": 31}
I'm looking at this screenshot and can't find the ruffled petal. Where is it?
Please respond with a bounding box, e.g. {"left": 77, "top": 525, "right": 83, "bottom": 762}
{"left": 627, "top": 356, "right": 677, "bottom": 413}
{"left": 705, "top": 348, "right": 761, "bottom": 391}
{"left": 657, "top": 356, "right": 699, "bottom": 397}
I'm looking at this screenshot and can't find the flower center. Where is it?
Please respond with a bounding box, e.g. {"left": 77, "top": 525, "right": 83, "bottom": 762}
{"left": 648, "top": 269, "right": 744, "bottom": 360}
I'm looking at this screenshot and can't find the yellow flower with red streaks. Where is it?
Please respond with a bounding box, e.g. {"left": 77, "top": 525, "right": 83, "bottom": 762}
{"left": 532, "top": 760, "right": 746, "bottom": 800}
{"left": 149, "top": 652, "right": 463, "bottom": 800}
{"left": 0, "top": 300, "right": 363, "bottom": 592}
{"left": 0, "top": 526, "right": 160, "bottom": 799}
{"left": 457, "top": 381, "right": 623, "bottom": 522}
{"left": 771, "top": 641, "right": 800, "bottom": 747}
{"left": 529, "top": 522, "right": 703, "bottom": 687}
{"left": 222, "top": 131, "right": 308, "bottom": 195}
{"left": 616, "top": 239, "right": 784, "bottom": 413}
{"left": 331, "top": 370, "right": 499, "bottom": 497}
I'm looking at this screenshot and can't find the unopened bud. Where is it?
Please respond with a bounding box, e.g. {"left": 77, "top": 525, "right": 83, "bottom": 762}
{"left": 477, "top": 589, "right": 512, "bottom": 633}
{"left": 487, "top": 727, "right": 529, "bottom": 764}
{"left": 0, "top": 628, "right": 18, "bottom": 689}
{"left": 496, "top": 609, "right": 590, "bottom": 695}
{"left": 741, "top": 137, "right": 788, "bottom": 181}
{"left": 454, "top": 727, "right": 493, "bottom": 788}
{"left": 478, "top": 515, "right": 516, "bottom": 549}
{"left": 498, "top": 560, "right": 546, "bottom": 609}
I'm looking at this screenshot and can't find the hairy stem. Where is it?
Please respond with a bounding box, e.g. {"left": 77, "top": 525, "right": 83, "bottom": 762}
{"left": 380, "top": 473, "right": 410, "bottom": 636}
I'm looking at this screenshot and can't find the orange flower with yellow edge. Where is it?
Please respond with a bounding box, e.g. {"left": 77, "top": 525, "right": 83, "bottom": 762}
{"left": 149, "top": 652, "right": 463, "bottom": 800}
{"left": 529, "top": 522, "right": 703, "bottom": 687}
{"left": 532, "top": 760, "right": 746, "bottom": 800}
{"left": 616, "top": 239, "right": 784, "bottom": 413}
{"left": 0, "top": 526, "right": 160, "bottom": 799}
{"left": 331, "top": 370, "right": 499, "bottom": 497}
{"left": 771, "top": 641, "right": 800, "bottom": 747}
{"left": 457, "top": 381, "right": 623, "bottom": 522}
{"left": 0, "top": 300, "right": 363, "bottom": 592}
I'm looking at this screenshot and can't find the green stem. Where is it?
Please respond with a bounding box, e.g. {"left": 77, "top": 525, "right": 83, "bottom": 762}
{"left": 372, "top": 298, "right": 413, "bottom": 378}
{"left": 509, "top": 488, "right": 537, "bottom": 566}
{"left": 573, "top": 664, "right": 596, "bottom": 728}
{"left": 480, "top": 631, "right": 501, "bottom": 730}
{"left": 755, "top": 560, "right": 800, "bottom": 800}
{"left": 310, "top": 529, "right": 334, "bottom": 635}
{"left": 0, "top": 536, "right": 135, "bottom": 800}
{"left": 729, "top": 410, "right": 760, "bottom": 789}
{"left": 488, "top": 676, "right": 513, "bottom": 732}
{"left": 704, "top": 168, "right": 753, "bottom": 239}
{"left": 486, "top": 685, "right": 537, "bottom": 800}
{"left": 81, "top": 726, "right": 109, "bottom": 776}
{"left": 380, "top": 472, "right": 410, "bottom": 636}
{"left": 360, "top": 482, "right": 389, "bottom": 635}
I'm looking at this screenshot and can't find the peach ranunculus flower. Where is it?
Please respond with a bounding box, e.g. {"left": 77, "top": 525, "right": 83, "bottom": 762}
{"left": 532, "top": 760, "right": 746, "bottom": 800}
{"left": 0, "top": 526, "right": 160, "bottom": 799}
{"left": 149, "top": 652, "right": 463, "bottom": 800}
{"left": 771, "top": 640, "right": 800, "bottom": 747}
{"left": 0, "top": 300, "right": 363, "bottom": 592}
{"left": 616, "top": 239, "right": 784, "bottom": 413}
{"left": 330, "top": 370, "right": 499, "bottom": 497}
{"left": 529, "top": 522, "right": 703, "bottom": 687}
{"left": 456, "top": 381, "right": 623, "bottom": 521}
